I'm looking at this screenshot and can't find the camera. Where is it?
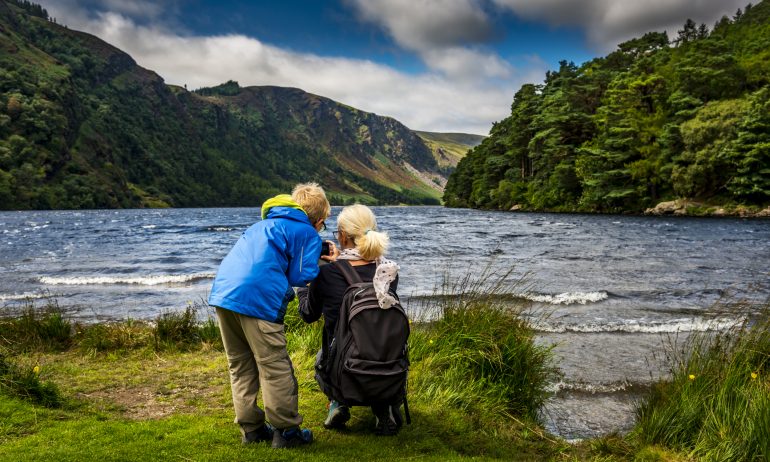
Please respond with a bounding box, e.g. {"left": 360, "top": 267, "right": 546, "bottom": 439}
{"left": 321, "top": 241, "right": 331, "bottom": 256}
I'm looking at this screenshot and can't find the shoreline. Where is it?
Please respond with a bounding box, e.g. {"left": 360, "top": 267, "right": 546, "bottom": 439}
{"left": 482, "top": 201, "right": 770, "bottom": 218}
{"left": 3, "top": 202, "right": 770, "bottom": 218}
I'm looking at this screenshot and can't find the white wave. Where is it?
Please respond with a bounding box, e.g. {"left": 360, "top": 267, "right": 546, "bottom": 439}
{"left": 532, "top": 317, "right": 744, "bottom": 334}
{"left": 141, "top": 224, "right": 157, "bottom": 229}
{"left": 524, "top": 291, "right": 608, "bottom": 305}
{"left": 208, "top": 227, "right": 234, "bottom": 232}
{"left": 40, "top": 272, "right": 215, "bottom": 286}
{"left": 0, "top": 292, "right": 48, "bottom": 301}
{"left": 547, "top": 380, "right": 634, "bottom": 394}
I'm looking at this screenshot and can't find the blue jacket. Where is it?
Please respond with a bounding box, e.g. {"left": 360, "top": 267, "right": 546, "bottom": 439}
{"left": 208, "top": 204, "right": 322, "bottom": 323}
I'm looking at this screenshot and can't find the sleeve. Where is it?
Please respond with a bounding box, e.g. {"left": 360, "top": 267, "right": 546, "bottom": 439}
{"left": 297, "top": 273, "right": 324, "bottom": 324}
{"left": 286, "top": 229, "right": 322, "bottom": 287}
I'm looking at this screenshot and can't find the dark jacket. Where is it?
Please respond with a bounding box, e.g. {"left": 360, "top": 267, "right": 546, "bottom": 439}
{"left": 298, "top": 260, "right": 399, "bottom": 352}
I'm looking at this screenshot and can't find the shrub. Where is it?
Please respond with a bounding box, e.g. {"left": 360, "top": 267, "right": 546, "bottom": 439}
{"left": 409, "top": 267, "right": 557, "bottom": 422}
{"left": 283, "top": 298, "right": 323, "bottom": 357}
{"left": 0, "top": 298, "right": 72, "bottom": 352}
{"left": 153, "top": 306, "right": 199, "bottom": 349}
{"left": 0, "top": 351, "right": 63, "bottom": 408}
{"left": 197, "top": 315, "right": 222, "bottom": 349}
{"left": 152, "top": 302, "right": 224, "bottom": 350}
{"left": 191, "top": 302, "right": 224, "bottom": 349}
{"left": 76, "top": 319, "right": 152, "bottom": 352}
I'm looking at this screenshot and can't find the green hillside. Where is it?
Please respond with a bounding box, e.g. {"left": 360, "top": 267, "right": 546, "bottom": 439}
{"left": 444, "top": 1, "right": 770, "bottom": 214}
{"left": 415, "top": 131, "right": 485, "bottom": 169}
{"left": 0, "top": 0, "right": 457, "bottom": 209}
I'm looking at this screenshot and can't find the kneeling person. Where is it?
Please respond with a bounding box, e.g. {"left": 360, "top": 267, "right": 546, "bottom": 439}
{"left": 298, "top": 204, "right": 408, "bottom": 436}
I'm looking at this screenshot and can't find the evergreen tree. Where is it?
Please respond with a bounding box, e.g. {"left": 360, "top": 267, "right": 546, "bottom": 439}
{"left": 676, "top": 18, "right": 698, "bottom": 44}
{"left": 697, "top": 23, "right": 710, "bottom": 39}
{"left": 445, "top": 0, "right": 770, "bottom": 213}
{"left": 727, "top": 88, "right": 770, "bottom": 201}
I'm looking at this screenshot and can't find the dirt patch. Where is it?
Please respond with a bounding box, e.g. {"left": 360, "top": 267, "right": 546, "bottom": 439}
{"left": 81, "top": 383, "right": 225, "bottom": 420}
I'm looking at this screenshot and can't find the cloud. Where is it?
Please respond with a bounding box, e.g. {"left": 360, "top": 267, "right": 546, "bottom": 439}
{"left": 346, "top": 0, "right": 518, "bottom": 84}
{"left": 421, "top": 46, "right": 513, "bottom": 81}
{"left": 41, "top": 0, "right": 543, "bottom": 135}
{"left": 346, "top": 0, "right": 493, "bottom": 51}
{"left": 100, "top": 0, "right": 166, "bottom": 19}
{"left": 491, "top": 0, "right": 748, "bottom": 50}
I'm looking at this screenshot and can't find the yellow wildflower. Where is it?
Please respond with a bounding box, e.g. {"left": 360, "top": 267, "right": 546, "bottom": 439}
{"left": 688, "top": 374, "right": 696, "bottom": 380}
{"left": 429, "top": 339, "right": 434, "bottom": 344}
{"left": 33, "top": 365, "right": 40, "bottom": 375}
{"left": 751, "top": 372, "right": 758, "bottom": 380}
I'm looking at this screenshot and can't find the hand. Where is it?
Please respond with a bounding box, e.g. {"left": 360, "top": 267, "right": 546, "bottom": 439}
{"left": 320, "top": 240, "right": 339, "bottom": 262}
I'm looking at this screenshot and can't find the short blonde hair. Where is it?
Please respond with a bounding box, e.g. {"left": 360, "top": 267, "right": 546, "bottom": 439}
{"left": 292, "top": 183, "right": 331, "bottom": 224}
{"left": 337, "top": 204, "right": 388, "bottom": 261}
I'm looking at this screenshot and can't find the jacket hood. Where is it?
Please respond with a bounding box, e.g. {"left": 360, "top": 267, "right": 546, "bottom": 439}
{"left": 261, "top": 194, "right": 306, "bottom": 220}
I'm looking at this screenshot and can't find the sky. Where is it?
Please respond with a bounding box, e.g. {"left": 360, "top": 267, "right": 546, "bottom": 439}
{"left": 41, "top": 0, "right": 750, "bottom": 135}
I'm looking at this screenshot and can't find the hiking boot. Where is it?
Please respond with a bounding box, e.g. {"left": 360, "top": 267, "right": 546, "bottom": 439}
{"left": 271, "top": 427, "right": 314, "bottom": 448}
{"left": 373, "top": 405, "right": 401, "bottom": 436}
{"left": 241, "top": 423, "right": 274, "bottom": 444}
{"left": 323, "top": 400, "right": 351, "bottom": 429}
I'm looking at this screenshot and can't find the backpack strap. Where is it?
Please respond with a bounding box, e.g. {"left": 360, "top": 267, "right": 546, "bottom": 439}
{"left": 336, "top": 260, "right": 363, "bottom": 286}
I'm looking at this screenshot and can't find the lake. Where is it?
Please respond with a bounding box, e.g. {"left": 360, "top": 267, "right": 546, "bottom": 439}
{"left": 1, "top": 206, "right": 769, "bottom": 439}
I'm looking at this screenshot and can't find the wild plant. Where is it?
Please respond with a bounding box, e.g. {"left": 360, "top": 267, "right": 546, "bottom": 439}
{"left": 76, "top": 319, "right": 152, "bottom": 353}
{"left": 634, "top": 302, "right": 770, "bottom": 461}
{"left": 0, "top": 297, "right": 72, "bottom": 352}
{"left": 153, "top": 304, "right": 200, "bottom": 349}
{"left": 0, "top": 350, "right": 63, "bottom": 408}
{"left": 409, "top": 263, "right": 557, "bottom": 422}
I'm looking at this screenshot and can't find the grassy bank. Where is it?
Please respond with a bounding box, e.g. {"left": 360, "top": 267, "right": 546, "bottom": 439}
{"left": 3, "top": 295, "right": 768, "bottom": 461}
{"left": 633, "top": 307, "right": 770, "bottom": 461}
{"left": 0, "top": 293, "right": 569, "bottom": 461}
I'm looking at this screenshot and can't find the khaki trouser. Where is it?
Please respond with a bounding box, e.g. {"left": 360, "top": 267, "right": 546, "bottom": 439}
{"left": 216, "top": 307, "right": 302, "bottom": 433}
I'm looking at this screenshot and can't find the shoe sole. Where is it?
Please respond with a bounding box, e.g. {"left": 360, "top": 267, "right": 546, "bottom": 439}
{"left": 272, "top": 434, "right": 314, "bottom": 448}
{"left": 324, "top": 406, "right": 351, "bottom": 429}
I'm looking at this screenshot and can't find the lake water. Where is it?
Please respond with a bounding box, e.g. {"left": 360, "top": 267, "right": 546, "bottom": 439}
{"left": 1, "top": 207, "right": 769, "bottom": 439}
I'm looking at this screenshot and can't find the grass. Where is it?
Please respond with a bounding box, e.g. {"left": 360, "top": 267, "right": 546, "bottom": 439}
{"left": 4, "top": 289, "right": 766, "bottom": 460}
{"left": 0, "top": 282, "right": 574, "bottom": 461}
{"left": 0, "top": 352, "right": 63, "bottom": 409}
{"left": 632, "top": 305, "right": 770, "bottom": 461}
{"left": 408, "top": 267, "right": 557, "bottom": 424}
{"left": 0, "top": 297, "right": 72, "bottom": 352}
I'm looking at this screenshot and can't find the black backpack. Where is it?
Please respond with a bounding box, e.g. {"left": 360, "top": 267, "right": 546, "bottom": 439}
{"left": 317, "top": 260, "right": 411, "bottom": 422}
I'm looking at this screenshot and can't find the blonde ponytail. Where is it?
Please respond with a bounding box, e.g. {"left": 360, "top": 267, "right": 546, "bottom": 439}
{"left": 357, "top": 229, "right": 389, "bottom": 261}
{"left": 337, "top": 204, "right": 389, "bottom": 260}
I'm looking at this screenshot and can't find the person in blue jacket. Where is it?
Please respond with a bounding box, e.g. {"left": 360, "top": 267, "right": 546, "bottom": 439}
{"left": 209, "top": 183, "right": 337, "bottom": 449}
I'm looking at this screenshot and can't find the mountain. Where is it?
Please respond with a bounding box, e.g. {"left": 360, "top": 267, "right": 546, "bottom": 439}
{"left": 413, "top": 131, "right": 485, "bottom": 189}
{"left": 0, "top": 0, "right": 475, "bottom": 209}
{"left": 415, "top": 131, "right": 485, "bottom": 168}
{"left": 197, "top": 83, "right": 447, "bottom": 203}
{"left": 444, "top": 1, "right": 770, "bottom": 214}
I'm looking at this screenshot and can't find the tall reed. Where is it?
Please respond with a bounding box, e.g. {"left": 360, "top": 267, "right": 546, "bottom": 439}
{"left": 634, "top": 305, "right": 770, "bottom": 461}
{"left": 153, "top": 302, "right": 223, "bottom": 350}
{"left": 0, "top": 297, "right": 72, "bottom": 352}
{"left": 409, "top": 265, "right": 557, "bottom": 422}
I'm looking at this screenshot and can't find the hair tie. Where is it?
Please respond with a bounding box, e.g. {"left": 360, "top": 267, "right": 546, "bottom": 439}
{"left": 365, "top": 229, "right": 371, "bottom": 235}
